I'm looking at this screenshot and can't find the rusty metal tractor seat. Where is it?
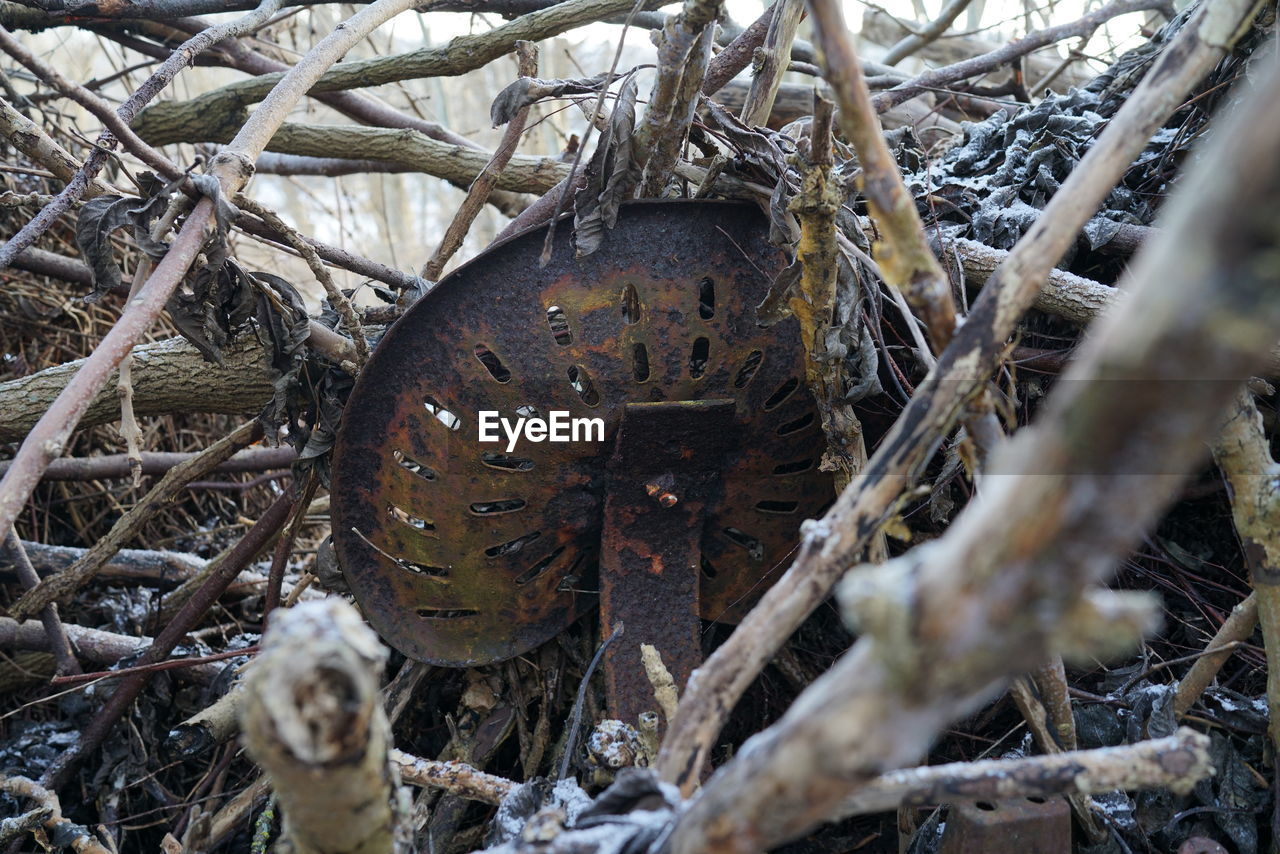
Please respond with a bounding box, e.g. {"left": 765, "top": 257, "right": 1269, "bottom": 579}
{"left": 330, "top": 200, "right": 833, "bottom": 722}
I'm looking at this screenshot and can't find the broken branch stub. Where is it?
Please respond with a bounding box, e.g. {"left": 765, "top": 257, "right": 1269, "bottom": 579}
{"left": 241, "top": 599, "right": 409, "bottom": 854}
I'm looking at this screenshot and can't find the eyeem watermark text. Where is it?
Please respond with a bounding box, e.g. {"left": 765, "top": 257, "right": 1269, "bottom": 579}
{"left": 478, "top": 411, "right": 604, "bottom": 452}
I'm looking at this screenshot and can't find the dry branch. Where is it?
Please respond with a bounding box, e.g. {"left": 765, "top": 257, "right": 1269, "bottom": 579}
{"left": 140, "top": 121, "right": 572, "bottom": 194}
{"left": 0, "top": 336, "right": 272, "bottom": 444}
{"left": 700, "top": 3, "right": 774, "bottom": 96}
{"left": 737, "top": 0, "right": 803, "bottom": 128}
{"left": 871, "top": 0, "right": 1172, "bottom": 113}
{"left": 423, "top": 41, "right": 539, "bottom": 281}
{"left": 1211, "top": 388, "right": 1280, "bottom": 749}
{"left": 235, "top": 195, "right": 369, "bottom": 367}
{"left": 880, "top": 0, "right": 975, "bottom": 66}
{"left": 0, "top": 96, "right": 110, "bottom": 195}
{"left": 42, "top": 491, "right": 295, "bottom": 788}
{"left": 2, "top": 532, "right": 78, "bottom": 675}
{"left": 0, "top": 617, "right": 230, "bottom": 683}
{"left": 952, "top": 236, "right": 1116, "bottom": 325}
{"left": 0, "top": 776, "right": 111, "bottom": 854}
{"left": 0, "top": 0, "right": 283, "bottom": 271}
{"left": 1174, "top": 592, "right": 1259, "bottom": 717}
{"left": 656, "top": 0, "right": 1261, "bottom": 793}
{"left": 131, "top": 0, "right": 669, "bottom": 143}
{"left": 392, "top": 750, "right": 516, "bottom": 805}
{"left": 811, "top": 0, "right": 955, "bottom": 349}
{"left": 636, "top": 0, "right": 723, "bottom": 196}
{"left": 0, "top": 541, "right": 207, "bottom": 586}
{"left": 0, "top": 0, "right": 418, "bottom": 548}
{"left": 241, "top": 599, "right": 407, "bottom": 854}
{"left": 835, "top": 728, "right": 1210, "bottom": 818}
{"left": 667, "top": 46, "right": 1280, "bottom": 848}
{"left": 9, "top": 420, "right": 260, "bottom": 620}
{"left": 0, "top": 446, "right": 297, "bottom": 481}
{"left": 861, "top": 7, "right": 1091, "bottom": 90}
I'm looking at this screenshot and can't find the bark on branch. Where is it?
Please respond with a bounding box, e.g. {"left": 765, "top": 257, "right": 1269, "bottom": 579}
{"left": 656, "top": 0, "right": 1260, "bottom": 793}
{"left": 667, "top": 46, "right": 1280, "bottom": 850}
{"left": 241, "top": 599, "right": 408, "bottom": 854}
{"left": 0, "top": 336, "right": 272, "bottom": 444}
{"left": 131, "top": 0, "right": 668, "bottom": 143}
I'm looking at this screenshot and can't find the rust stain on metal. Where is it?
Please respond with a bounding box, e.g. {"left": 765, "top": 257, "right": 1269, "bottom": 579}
{"left": 330, "top": 200, "right": 834, "bottom": 667}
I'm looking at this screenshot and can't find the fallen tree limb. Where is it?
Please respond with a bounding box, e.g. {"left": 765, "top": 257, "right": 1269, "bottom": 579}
{"left": 131, "top": 0, "right": 669, "bottom": 144}
{"left": 0, "top": 335, "right": 270, "bottom": 443}
{"left": 0, "top": 541, "right": 207, "bottom": 586}
{"left": 2, "top": 531, "right": 78, "bottom": 676}
{"left": 666, "top": 43, "right": 1280, "bottom": 849}
{"left": 0, "top": 446, "right": 297, "bottom": 480}
{"left": 0, "top": 617, "right": 226, "bottom": 683}
{"left": 0, "top": 96, "right": 110, "bottom": 196}
{"left": 955, "top": 235, "right": 1280, "bottom": 373}
{"left": 8, "top": 420, "right": 261, "bottom": 620}
{"left": 137, "top": 120, "right": 572, "bottom": 194}
{"left": 835, "top": 728, "right": 1210, "bottom": 818}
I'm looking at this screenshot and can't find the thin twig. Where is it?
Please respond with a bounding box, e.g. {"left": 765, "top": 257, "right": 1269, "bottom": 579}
{"left": 234, "top": 195, "right": 369, "bottom": 367}
{"left": 0, "top": 0, "right": 284, "bottom": 272}
{"left": 422, "top": 41, "right": 538, "bottom": 281}
{"left": 0, "top": 0, "right": 420, "bottom": 549}
{"left": 48, "top": 644, "right": 260, "bottom": 688}
{"left": 2, "top": 531, "right": 79, "bottom": 676}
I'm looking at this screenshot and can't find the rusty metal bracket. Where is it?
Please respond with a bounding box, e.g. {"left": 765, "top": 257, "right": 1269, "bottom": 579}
{"left": 600, "top": 400, "right": 739, "bottom": 723}
{"left": 937, "top": 797, "right": 1071, "bottom": 854}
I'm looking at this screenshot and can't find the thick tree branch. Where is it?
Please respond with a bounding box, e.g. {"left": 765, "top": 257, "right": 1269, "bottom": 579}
{"left": 668, "top": 50, "right": 1280, "bottom": 848}
{"left": 131, "top": 0, "right": 668, "bottom": 142}
{"left": 656, "top": 0, "right": 1261, "bottom": 792}
{"left": 1212, "top": 388, "right": 1280, "bottom": 750}
{"left": 636, "top": 0, "right": 723, "bottom": 196}
{"left": 241, "top": 599, "right": 406, "bottom": 854}
{"left": 0, "top": 336, "right": 272, "bottom": 444}
{"left": 137, "top": 120, "right": 572, "bottom": 193}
